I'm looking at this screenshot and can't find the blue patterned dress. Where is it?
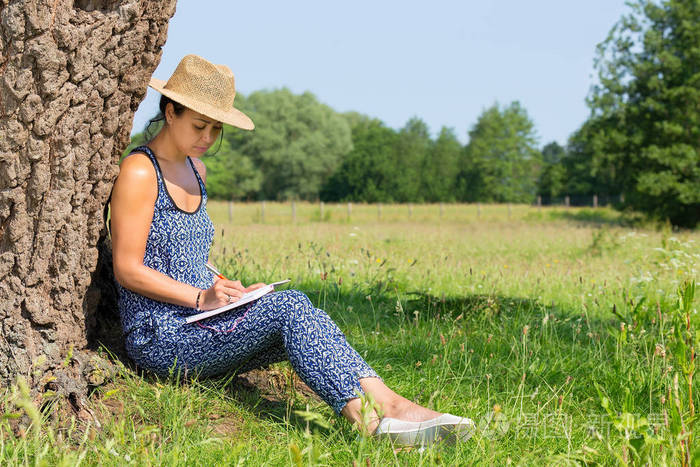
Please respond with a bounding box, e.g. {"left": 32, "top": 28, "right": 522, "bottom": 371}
{"left": 117, "top": 145, "right": 378, "bottom": 413}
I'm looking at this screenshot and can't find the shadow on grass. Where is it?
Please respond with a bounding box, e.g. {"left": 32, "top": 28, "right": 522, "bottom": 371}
{"left": 91, "top": 280, "right": 622, "bottom": 430}
{"left": 526, "top": 207, "right": 646, "bottom": 228}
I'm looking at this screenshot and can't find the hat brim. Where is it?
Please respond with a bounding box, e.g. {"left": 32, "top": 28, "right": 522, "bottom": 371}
{"left": 149, "top": 78, "right": 255, "bottom": 130}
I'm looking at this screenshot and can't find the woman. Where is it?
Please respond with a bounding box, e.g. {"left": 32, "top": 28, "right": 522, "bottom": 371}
{"left": 110, "top": 54, "right": 473, "bottom": 447}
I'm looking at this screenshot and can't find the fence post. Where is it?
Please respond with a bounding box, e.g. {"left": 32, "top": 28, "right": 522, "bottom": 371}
{"left": 593, "top": 194, "right": 598, "bottom": 209}
{"left": 378, "top": 203, "right": 382, "bottom": 220}
{"left": 537, "top": 195, "right": 542, "bottom": 212}
{"left": 620, "top": 193, "right": 625, "bottom": 204}
{"left": 565, "top": 196, "right": 570, "bottom": 208}
{"left": 507, "top": 203, "right": 512, "bottom": 220}
{"left": 261, "top": 200, "right": 265, "bottom": 223}
{"left": 408, "top": 203, "right": 413, "bottom": 218}
{"left": 347, "top": 202, "right": 352, "bottom": 220}
{"left": 440, "top": 203, "right": 444, "bottom": 218}
{"left": 320, "top": 201, "right": 324, "bottom": 221}
{"left": 292, "top": 200, "right": 296, "bottom": 222}
{"left": 477, "top": 203, "right": 481, "bottom": 219}
{"left": 228, "top": 200, "right": 233, "bottom": 223}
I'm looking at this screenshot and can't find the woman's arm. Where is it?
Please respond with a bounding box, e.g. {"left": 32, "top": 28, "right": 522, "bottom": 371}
{"left": 111, "top": 153, "right": 244, "bottom": 310}
{"left": 111, "top": 153, "right": 202, "bottom": 307}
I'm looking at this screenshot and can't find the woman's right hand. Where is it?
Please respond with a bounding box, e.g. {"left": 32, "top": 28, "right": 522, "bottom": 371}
{"left": 199, "top": 279, "right": 248, "bottom": 310}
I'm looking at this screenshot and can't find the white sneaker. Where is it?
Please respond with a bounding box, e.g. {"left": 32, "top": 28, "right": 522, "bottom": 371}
{"left": 373, "top": 413, "right": 475, "bottom": 447}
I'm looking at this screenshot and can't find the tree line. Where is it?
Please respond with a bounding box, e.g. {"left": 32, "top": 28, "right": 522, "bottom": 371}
{"left": 127, "top": 0, "right": 700, "bottom": 227}
{"left": 128, "top": 94, "right": 607, "bottom": 206}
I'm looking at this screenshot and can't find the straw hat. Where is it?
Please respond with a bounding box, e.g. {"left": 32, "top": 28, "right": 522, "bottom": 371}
{"left": 149, "top": 54, "right": 254, "bottom": 130}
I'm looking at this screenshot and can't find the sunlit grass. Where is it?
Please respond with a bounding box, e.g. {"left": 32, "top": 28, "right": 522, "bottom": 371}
{"left": 2, "top": 203, "right": 697, "bottom": 465}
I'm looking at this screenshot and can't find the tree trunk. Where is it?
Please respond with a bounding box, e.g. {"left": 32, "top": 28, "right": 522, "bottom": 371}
{"left": 0, "top": 0, "right": 176, "bottom": 401}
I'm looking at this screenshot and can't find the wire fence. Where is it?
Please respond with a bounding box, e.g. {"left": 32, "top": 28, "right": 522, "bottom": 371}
{"left": 537, "top": 194, "right": 623, "bottom": 208}
{"left": 207, "top": 195, "right": 621, "bottom": 226}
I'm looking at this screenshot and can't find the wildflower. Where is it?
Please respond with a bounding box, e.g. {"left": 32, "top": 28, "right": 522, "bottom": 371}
{"left": 546, "top": 263, "right": 551, "bottom": 267}
{"left": 460, "top": 343, "right": 465, "bottom": 352}
{"left": 522, "top": 325, "right": 529, "bottom": 336}
{"left": 503, "top": 265, "right": 508, "bottom": 269}
{"left": 366, "top": 295, "right": 372, "bottom": 301}
{"left": 440, "top": 334, "right": 446, "bottom": 346}
{"left": 415, "top": 361, "right": 422, "bottom": 368}
{"left": 654, "top": 344, "right": 666, "bottom": 357}
{"left": 493, "top": 404, "right": 501, "bottom": 413}
{"left": 375, "top": 258, "right": 382, "bottom": 263}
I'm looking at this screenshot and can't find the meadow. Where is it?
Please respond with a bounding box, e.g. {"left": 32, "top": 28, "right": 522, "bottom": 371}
{"left": 2, "top": 202, "right": 698, "bottom": 465}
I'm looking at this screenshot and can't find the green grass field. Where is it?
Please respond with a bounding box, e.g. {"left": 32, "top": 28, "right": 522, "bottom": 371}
{"left": 2, "top": 203, "right": 698, "bottom": 465}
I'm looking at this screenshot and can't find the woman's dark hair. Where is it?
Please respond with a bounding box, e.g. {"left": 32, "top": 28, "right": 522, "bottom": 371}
{"left": 144, "top": 95, "right": 224, "bottom": 154}
{"left": 144, "top": 95, "right": 184, "bottom": 141}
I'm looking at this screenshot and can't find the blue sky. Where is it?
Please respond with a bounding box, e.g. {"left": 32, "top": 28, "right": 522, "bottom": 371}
{"left": 132, "top": 1, "right": 629, "bottom": 146}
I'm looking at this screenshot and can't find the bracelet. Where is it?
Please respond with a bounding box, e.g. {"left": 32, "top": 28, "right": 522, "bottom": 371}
{"left": 195, "top": 290, "right": 202, "bottom": 311}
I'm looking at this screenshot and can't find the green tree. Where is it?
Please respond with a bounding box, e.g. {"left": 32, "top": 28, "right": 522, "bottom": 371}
{"left": 201, "top": 138, "right": 262, "bottom": 200}
{"left": 541, "top": 141, "right": 565, "bottom": 165}
{"left": 586, "top": 0, "right": 700, "bottom": 226}
{"left": 391, "top": 117, "right": 432, "bottom": 202}
{"left": 225, "top": 89, "right": 353, "bottom": 200}
{"left": 422, "top": 127, "right": 462, "bottom": 202}
{"left": 320, "top": 119, "right": 398, "bottom": 202}
{"left": 537, "top": 141, "right": 567, "bottom": 200}
{"left": 562, "top": 123, "right": 617, "bottom": 200}
{"left": 458, "top": 102, "right": 542, "bottom": 203}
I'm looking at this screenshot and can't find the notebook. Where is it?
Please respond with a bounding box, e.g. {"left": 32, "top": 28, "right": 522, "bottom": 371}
{"left": 185, "top": 279, "right": 290, "bottom": 324}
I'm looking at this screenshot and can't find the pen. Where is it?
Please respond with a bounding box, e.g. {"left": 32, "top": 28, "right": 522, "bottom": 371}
{"left": 205, "top": 262, "right": 226, "bottom": 280}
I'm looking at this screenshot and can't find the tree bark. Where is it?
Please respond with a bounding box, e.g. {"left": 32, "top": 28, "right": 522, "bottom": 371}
{"left": 0, "top": 0, "right": 176, "bottom": 399}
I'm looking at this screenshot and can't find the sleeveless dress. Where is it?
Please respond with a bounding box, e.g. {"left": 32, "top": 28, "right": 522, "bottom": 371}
{"left": 117, "top": 145, "right": 217, "bottom": 375}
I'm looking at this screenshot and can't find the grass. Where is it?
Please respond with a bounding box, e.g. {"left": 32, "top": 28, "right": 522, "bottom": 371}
{"left": 2, "top": 203, "right": 698, "bottom": 465}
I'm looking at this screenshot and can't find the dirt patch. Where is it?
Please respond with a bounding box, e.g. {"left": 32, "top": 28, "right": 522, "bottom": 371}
{"left": 209, "top": 414, "right": 243, "bottom": 437}
{"left": 235, "top": 368, "right": 321, "bottom": 404}
{"left": 99, "top": 396, "right": 124, "bottom": 417}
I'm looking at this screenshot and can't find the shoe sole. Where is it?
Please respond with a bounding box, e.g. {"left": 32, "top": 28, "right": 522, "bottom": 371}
{"left": 378, "top": 420, "right": 474, "bottom": 447}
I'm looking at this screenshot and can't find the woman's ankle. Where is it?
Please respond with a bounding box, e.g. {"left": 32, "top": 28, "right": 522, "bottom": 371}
{"left": 342, "top": 397, "right": 381, "bottom": 434}
{"left": 382, "top": 399, "right": 441, "bottom": 422}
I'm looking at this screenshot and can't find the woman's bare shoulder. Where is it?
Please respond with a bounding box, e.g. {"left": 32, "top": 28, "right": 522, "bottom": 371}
{"left": 113, "top": 152, "right": 157, "bottom": 202}
{"left": 118, "top": 151, "right": 157, "bottom": 183}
